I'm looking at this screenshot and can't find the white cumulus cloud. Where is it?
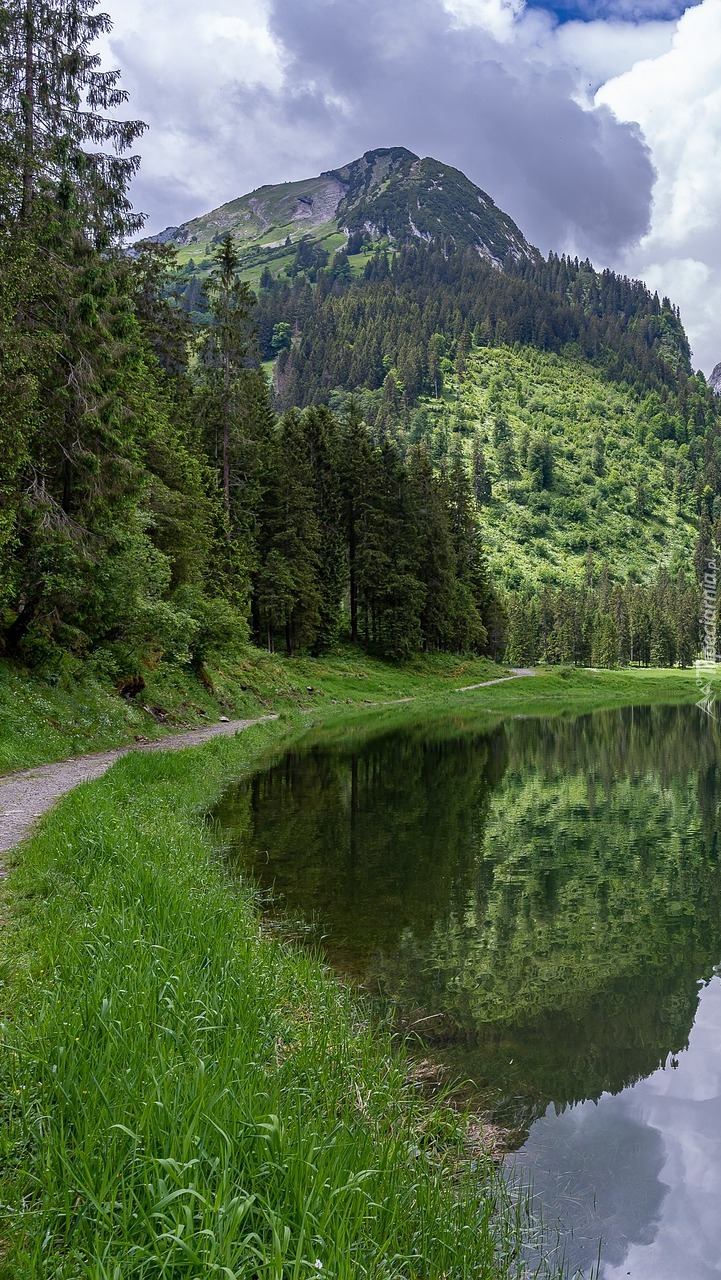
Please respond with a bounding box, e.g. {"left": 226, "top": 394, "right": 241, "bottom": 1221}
{"left": 597, "top": 0, "right": 721, "bottom": 372}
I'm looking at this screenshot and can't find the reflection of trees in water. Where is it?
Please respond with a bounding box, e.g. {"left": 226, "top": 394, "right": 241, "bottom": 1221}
{"left": 215, "top": 705, "right": 721, "bottom": 1131}
{"left": 217, "top": 720, "right": 508, "bottom": 971}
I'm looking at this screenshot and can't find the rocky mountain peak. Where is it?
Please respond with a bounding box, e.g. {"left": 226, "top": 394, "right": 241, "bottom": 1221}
{"left": 143, "top": 146, "right": 538, "bottom": 270}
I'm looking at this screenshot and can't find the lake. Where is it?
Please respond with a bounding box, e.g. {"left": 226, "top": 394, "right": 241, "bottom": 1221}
{"left": 213, "top": 702, "right": 721, "bottom": 1279}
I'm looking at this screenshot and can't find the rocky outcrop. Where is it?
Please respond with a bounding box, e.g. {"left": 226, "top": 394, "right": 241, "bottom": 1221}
{"left": 329, "top": 148, "right": 539, "bottom": 264}
{"left": 709, "top": 362, "right": 721, "bottom": 394}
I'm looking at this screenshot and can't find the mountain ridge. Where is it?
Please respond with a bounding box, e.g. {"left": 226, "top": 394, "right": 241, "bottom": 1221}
{"left": 145, "top": 146, "right": 539, "bottom": 270}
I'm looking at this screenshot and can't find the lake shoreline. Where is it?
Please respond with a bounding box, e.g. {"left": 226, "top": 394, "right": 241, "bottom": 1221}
{"left": 0, "top": 711, "right": 547, "bottom": 1275}
{"left": 2, "top": 645, "right": 718, "bottom": 777}
{"left": 1, "top": 667, "right": 719, "bottom": 1274}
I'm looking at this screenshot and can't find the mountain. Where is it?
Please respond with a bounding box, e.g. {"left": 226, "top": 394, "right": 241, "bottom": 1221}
{"left": 145, "top": 146, "right": 538, "bottom": 279}
{"left": 325, "top": 148, "right": 536, "bottom": 264}
{"left": 145, "top": 145, "right": 721, "bottom": 600}
{"left": 710, "top": 362, "right": 721, "bottom": 394}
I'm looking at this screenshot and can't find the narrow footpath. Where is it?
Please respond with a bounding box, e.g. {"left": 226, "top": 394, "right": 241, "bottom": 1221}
{"left": 0, "top": 669, "right": 537, "bottom": 865}
{"left": 455, "top": 667, "right": 535, "bottom": 691}
{"left": 0, "top": 717, "right": 276, "bottom": 864}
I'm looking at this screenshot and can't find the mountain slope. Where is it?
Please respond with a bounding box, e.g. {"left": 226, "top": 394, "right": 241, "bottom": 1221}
{"left": 327, "top": 149, "right": 535, "bottom": 263}
{"left": 145, "top": 146, "right": 538, "bottom": 281}
{"left": 146, "top": 148, "right": 721, "bottom": 597}
{"left": 416, "top": 345, "right": 697, "bottom": 590}
{"left": 710, "top": 362, "right": 721, "bottom": 394}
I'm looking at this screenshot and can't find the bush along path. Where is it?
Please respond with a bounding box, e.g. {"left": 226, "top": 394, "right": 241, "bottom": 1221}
{"left": 0, "top": 717, "right": 276, "bottom": 864}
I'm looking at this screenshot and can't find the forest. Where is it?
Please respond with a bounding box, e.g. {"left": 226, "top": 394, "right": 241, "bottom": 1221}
{"left": 2, "top": 0, "right": 721, "bottom": 677}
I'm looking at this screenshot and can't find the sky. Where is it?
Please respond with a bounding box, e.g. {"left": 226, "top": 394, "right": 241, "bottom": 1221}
{"left": 100, "top": 0, "right": 721, "bottom": 375}
{"left": 516, "top": 976, "right": 721, "bottom": 1279}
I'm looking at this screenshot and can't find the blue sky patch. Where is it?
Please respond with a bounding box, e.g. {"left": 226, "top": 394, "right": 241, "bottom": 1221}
{"left": 525, "top": 0, "right": 697, "bottom": 22}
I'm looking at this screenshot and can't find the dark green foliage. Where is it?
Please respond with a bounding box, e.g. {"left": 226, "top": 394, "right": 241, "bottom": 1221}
{"left": 0, "top": 0, "right": 145, "bottom": 240}
{"left": 250, "top": 407, "right": 503, "bottom": 659}
{"left": 505, "top": 568, "right": 700, "bottom": 669}
{"left": 527, "top": 434, "right": 554, "bottom": 490}
{"left": 252, "top": 244, "right": 696, "bottom": 413}
{"left": 0, "top": 15, "right": 718, "bottom": 674}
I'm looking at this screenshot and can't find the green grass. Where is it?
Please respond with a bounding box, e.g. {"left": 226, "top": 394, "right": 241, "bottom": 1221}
{"left": 280, "top": 666, "right": 721, "bottom": 758}
{"left": 0, "top": 648, "right": 505, "bottom": 775}
{"left": 0, "top": 718, "right": 546, "bottom": 1278}
{"left": 2, "top": 645, "right": 718, "bottom": 777}
{"left": 0, "top": 658, "right": 249, "bottom": 774}
{"left": 1, "top": 658, "right": 717, "bottom": 1273}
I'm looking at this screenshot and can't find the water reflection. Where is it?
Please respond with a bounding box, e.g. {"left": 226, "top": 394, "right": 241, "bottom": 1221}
{"left": 215, "top": 704, "right": 721, "bottom": 1135}
{"left": 514, "top": 974, "right": 721, "bottom": 1279}
{"left": 214, "top": 702, "right": 721, "bottom": 1276}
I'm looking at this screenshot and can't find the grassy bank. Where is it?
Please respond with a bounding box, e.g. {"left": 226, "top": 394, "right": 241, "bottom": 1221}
{"left": 0, "top": 648, "right": 503, "bottom": 774}
{"left": 1, "top": 657, "right": 718, "bottom": 1274}
{"left": 2, "top": 643, "right": 719, "bottom": 777}
{"left": 0, "top": 717, "right": 545, "bottom": 1278}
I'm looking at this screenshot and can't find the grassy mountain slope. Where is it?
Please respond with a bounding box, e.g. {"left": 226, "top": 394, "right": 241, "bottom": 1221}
{"left": 153, "top": 174, "right": 346, "bottom": 287}
{"left": 146, "top": 150, "right": 720, "bottom": 596}
{"left": 372, "top": 345, "right": 697, "bottom": 589}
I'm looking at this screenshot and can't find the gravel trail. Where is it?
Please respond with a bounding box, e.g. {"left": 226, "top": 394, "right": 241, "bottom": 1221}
{"left": 454, "top": 668, "right": 536, "bottom": 692}
{"left": 0, "top": 669, "right": 537, "bottom": 867}
{"left": 0, "top": 716, "right": 276, "bottom": 866}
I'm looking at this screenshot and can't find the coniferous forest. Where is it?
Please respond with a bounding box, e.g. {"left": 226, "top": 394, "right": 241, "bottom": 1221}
{"left": 2, "top": 1, "right": 721, "bottom": 675}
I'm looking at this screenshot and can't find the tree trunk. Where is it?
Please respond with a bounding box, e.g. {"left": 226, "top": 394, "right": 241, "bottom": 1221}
{"left": 21, "top": 0, "right": 35, "bottom": 220}
{"left": 222, "top": 350, "right": 231, "bottom": 535}
{"left": 349, "top": 502, "right": 358, "bottom": 643}
{"left": 5, "top": 583, "right": 44, "bottom": 656}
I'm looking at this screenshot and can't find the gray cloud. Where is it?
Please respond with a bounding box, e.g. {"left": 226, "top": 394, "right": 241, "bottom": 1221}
{"left": 108, "top": 0, "right": 656, "bottom": 264}
{"left": 258, "top": 0, "right": 656, "bottom": 259}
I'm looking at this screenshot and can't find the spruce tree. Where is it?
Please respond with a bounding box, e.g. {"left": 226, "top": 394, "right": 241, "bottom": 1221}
{"left": 407, "top": 445, "right": 457, "bottom": 651}
{"left": 339, "top": 402, "right": 373, "bottom": 644}
{"left": 302, "top": 406, "right": 346, "bottom": 652}
{"left": 0, "top": 0, "right": 144, "bottom": 240}
{"left": 471, "top": 431, "right": 492, "bottom": 504}
{"left": 448, "top": 446, "right": 491, "bottom": 651}
{"left": 255, "top": 410, "right": 321, "bottom": 655}
{"left": 199, "top": 235, "right": 258, "bottom": 526}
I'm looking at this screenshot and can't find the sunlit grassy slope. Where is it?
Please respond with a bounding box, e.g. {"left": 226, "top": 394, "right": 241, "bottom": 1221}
{"left": 417, "top": 345, "right": 697, "bottom": 589}
{"left": 3, "top": 642, "right": 717, "bottom": 777}
{"left": 0, "top": 649, "right": 503, "bottom": 773}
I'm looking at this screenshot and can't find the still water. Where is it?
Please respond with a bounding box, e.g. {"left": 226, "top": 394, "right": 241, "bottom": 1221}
{"left": 214, "top": 703, "right": 721, "bottom": 1278}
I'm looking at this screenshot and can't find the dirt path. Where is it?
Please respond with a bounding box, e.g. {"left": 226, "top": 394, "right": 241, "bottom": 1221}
{"left": 0, "top": 668, "right": 537, "bottom": 867}
{"left": 0, "top": 717, "right": 276, "bottom": 865}
{"left": 454, "top": 668, "right": 536, "bottom": 692}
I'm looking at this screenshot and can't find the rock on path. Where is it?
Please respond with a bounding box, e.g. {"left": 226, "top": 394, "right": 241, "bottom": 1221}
{"left": 0, "top": 716, "right": 276, "bottom": 865}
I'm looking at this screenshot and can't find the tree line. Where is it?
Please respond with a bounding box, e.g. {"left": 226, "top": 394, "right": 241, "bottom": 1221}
{"left": 1, "top": 0, "right": 719, "bottom": 678}
{"left": 505, "top": 567, "right": 701, "bottom": 668}
{"left": 227, "top": 242, "right": 710, "bottom": 417}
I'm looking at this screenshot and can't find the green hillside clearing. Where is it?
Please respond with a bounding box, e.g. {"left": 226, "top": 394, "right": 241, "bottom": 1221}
{"left": 410, "top": 345, "right": 697, "bottom": 589}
